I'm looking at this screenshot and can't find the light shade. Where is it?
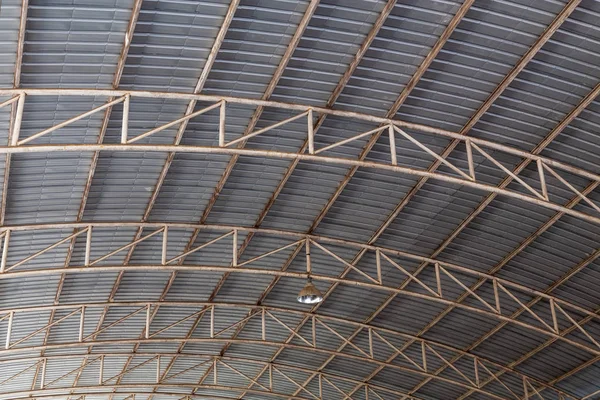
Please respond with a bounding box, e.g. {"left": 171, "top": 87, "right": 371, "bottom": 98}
{"left": 297, "top": 278, "right": 323, "bottom": 304}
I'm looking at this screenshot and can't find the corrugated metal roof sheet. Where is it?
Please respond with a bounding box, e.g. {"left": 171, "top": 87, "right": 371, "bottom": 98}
{"left": 1, "top": 0, "right": 600, "bottom": 399}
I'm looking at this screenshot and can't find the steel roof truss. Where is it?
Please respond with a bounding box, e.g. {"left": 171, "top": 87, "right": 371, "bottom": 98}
{"left": 0, "top": 303, "right": 576, "bottom": 400}
{"left": 1, "top": 226, "right": 600, "bottom": 358}
{"left": 4, "top": 93, "right": 600, "bottom": 227}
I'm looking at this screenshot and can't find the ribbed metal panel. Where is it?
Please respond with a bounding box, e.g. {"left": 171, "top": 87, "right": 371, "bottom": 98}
{"left": 2, "top": 0, "right": 600, "bottom": 399}
{"left": 0, "top": 0, "right": 21, "bottom": 87}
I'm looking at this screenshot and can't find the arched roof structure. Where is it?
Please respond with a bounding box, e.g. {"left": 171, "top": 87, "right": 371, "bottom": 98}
{"left": 1, "top": 0, "right": 600, "bottom": 399}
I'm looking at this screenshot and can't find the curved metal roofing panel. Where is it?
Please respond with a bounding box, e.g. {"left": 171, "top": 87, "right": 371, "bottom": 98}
{"left": 396, "top": 0, "right": 568, "bottom": 131}
{"left": 335, "top": 0, "right": 463, "bottom": 116}
{"left": 3, "top": 0, "right": 600, "bottom": 399}
{"left": 0, "top": 0, "right": 21, "bottom": 88}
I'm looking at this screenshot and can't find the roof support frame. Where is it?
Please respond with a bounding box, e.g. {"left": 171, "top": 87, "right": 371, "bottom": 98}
{"left": 0, "top": 384, "right": 319, "bottom": 400}
{"left": 0, "top": 302, "right": 572, "bottom": 398}
{"left": 0, "top": 261, "right": 598, "bottom": 358}
{"left": 0, "top": 142, "right": 596, "bottom": 226}
{"left": 0, "top": 221, "right": 596, "bottom": 329}
{"left": 0, "top": 1, "right": 585, "bottom": 398}
{"left": 2, "top": 94, "right": 600, "bottom": 226}
{"left": 0, "top": 336, "right": 557, "bottom": 400}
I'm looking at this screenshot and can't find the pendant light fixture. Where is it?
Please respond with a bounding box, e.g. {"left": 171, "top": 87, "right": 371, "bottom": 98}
{"left": 297, "top": 277, "right": 323, "bottom": 304}
{"left": 297, "top": 239, "right": 323, "bottom": 304}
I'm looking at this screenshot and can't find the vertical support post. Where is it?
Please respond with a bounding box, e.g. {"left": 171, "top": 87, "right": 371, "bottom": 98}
{"left": 388, "top": 124, "right": 397, "bottom": 166}
{"left": 421, "top": 341, "right": 427, "bottom": 372}
{"left": 493, "top": 278, "right": 501, "bottom": 314}
{"left": 219, "top": 100, "right": 226, "bottom": 147}
{"left": 40, "top": 358, "right": 46, "bottom": 389}
{"left": 232, "top": 229, "right": 238, "bottom": 266}
{"left": 305, "top": 239, "right": 311, "bottom": 275}
{"left": 368, "top": 327, "right": 373, "bottom": 358}
{"left": 365, "top": 385, "right": 369, "bottom": 400}
{"left": 318, "top": 373, "right": 322, "bottom": 398}
{"left": 307, "top": 108, "right": 314, "bottom": 154}
{"left": 161, "top": 226, "right": 168, "bottom": 265}
{"left": 312, "top": 315, "right": 316, "bottom": 348}
{"left": 434, "top": 263, "right": 442, "bottom": 297}
{"left": 474, "top": 358, "right": 479, "bottom": 387}
{"left": 210, "top": 305, "right": 214, "bottom": 338}
{"left": 1, "top": 230, "right": 10, "bottom": 273}
{"left": 5, "top": 311, "right": 13, "bottom": 349}
{"left": 269, "top": 363, "right": 273, "bottom": 391}
{"left": 375, "top": 249, "right": 382, "bottom": 284}
{"left": 99, "top": 355, "right": 104, "bottom": 385}
{"left": 213, "top": 358, "right": 217, "bottom": 385}
{"left": 84, "top": 226, "right": 92, "bottom": 266}
{"left": 11, "top": 94, "right": 25, "bottom": 146}
{"left": 121, "top": 94, "right": 130, "bottom": 144}
{"left": 537, "top": 159, "right": 548, "bottom": 200}
{"left": 523, "top": 377, "right": 529, "bottom": 400}
{"left": 550, "top": 299, "right": 559, "bottom": 333}
{"left": 261, "top": 307, "right": 266, "bottom": 341}
{"left": 156, "top": 355, "right": 161, "bottom": 383}
{"left": 145, "top": 304, "right": 151, "bottom": 339}
{"left": 466, "top": 138, "right": 475, "bottom": 180}
{"left": 79, "top": 306, "right": 85, "bottom": 342}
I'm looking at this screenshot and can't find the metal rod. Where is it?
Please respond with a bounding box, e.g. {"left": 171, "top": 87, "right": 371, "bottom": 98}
{"left": 84, "top": 226, "right": 92, "bottom": 266}
{"left": 121, "top": 93, "right": 130, "bottom": 144}
{"left": 6, "top": 311, "right": 13, "bottom": 349}
{"left": 224, "top": 110, "right": 309, "bottom": 148}
{"left": 162, "top": 226, "right": 168, "bottom": 265}
{"left": 79, "top": 306, "right": 85, "bottom": 342}
{"left": 10, "top": 94, "right": 26, "bottom": 146}
{"left": 232, "top": 229, "right": 237, "bottom": 266}
{"left": 219, "top": 101, "right": 226, "bottom": 147}
{"left": 307, "top": 109, "right": 314, "bottom": 154}
{"left": 0, "top": 230, "right": 10, "bottom": 273}
{"left": 388, "top": 124, "right": 397, "bottom": 165}
{"left": 146, "top": 304, "right": 151, "bottom": 339}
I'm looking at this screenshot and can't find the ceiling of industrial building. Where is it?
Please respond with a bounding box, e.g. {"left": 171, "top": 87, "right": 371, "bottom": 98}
{"left": 0, "top": 0, "right": 600, "bottom": 399}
